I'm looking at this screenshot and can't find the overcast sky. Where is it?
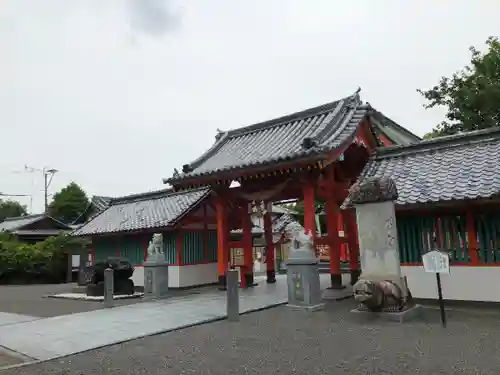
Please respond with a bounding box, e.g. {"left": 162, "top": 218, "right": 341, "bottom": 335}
{"left": 1, "top": 0, "right": 499, "bottom": 213}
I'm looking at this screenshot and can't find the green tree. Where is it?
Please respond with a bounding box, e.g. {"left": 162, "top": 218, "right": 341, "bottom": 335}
{"left": 48, "top": 182, "right": 90, "bottom": 224}
{"left": 0, "top": 199, "right": 27, "bottom": 221}
{"left": 282, "top": 200, "right": 326, "bottom": 233}
{"left": 419, "top": 36, "right": 500, "bottom": 138}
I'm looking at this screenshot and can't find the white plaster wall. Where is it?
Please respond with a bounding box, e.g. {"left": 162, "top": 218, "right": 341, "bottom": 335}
{"left": 177, "top": 263, "right": 218, "bottom": 288}
{"left": 132, "top": 264, "right": 218, "bottom": 288}
{"left": 402, "top": 266, "right": 500, "bottom": 302}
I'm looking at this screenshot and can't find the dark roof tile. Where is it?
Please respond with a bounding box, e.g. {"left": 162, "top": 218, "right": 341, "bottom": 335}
{"left": 72, "top": 188, "right": 211, "bottom": 236}
{"left": 167, "top": 92, "right": 373, "bottom": 183}
{"left": 346, "top": 127, "right": 500, "bottom": 206}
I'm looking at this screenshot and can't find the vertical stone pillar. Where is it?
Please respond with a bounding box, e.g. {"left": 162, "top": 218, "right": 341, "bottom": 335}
{"left": 104, "top": 268, "right": 114, "bottom": 308}
{"left": 347, "top": 178, "right": 402, "bottom": 286}
{"left": 226, "top": 269, "right": 239, "bottom": 322}
{"left": 346, "top": 177, "right": 416, "bottom": 317}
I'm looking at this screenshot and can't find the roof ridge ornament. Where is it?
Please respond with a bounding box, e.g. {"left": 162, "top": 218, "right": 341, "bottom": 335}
{"left": 215, "top": 128, "right": 225, "bottom": 141}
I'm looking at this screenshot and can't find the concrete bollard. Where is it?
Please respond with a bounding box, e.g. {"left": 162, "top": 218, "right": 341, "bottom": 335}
{"left": 104, "top": 268, "right": 114, "bottom": 308}
{"left": 226, "top": 269, "right": 239, "bottom": 322}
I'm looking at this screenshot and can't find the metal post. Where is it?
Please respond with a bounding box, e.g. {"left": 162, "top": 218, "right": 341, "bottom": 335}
{"left": 436, "top": 273, "right": 446, "bottom": 327}
{"left": 104, "top": 268, "right": 114, "bottom": 308}
{"left": 226, "top": 269, "right": 239, "bottom": 322}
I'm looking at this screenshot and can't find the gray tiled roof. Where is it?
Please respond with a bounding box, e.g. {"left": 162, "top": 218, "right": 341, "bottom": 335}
{"left": 0, "top": 214, "right": 71, "bottom": 232}
{"left": 0, "top": 214, "right": 45, "bottom": 232}
{"left": 72, "top": 187, "right": 211, "bottom": 236}
{"left": 92, "top": 196, "right": 112, "bottom": 212}
{"left": 346, "top": 127, "right": 500, "bottom": 206}
{"left": 166, "top": 92, "right": 376, "bottom": 183}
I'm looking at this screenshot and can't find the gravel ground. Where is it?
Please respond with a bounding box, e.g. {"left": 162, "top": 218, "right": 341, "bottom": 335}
{"left": 4, "top": 299, "right": 500, "bottom": 375}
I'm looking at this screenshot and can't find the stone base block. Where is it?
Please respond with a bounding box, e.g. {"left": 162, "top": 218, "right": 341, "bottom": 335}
{"left": 286, "top": 303, "right": 325, "bottom": 312}
{"left": 350, "top": 304, "right": 422, "bottom": 323}
{"left": 322, "top": 285, "right": 353, "bottom": 301}
{"left": 144, "top": 261, "right": 169, "bottom": 299}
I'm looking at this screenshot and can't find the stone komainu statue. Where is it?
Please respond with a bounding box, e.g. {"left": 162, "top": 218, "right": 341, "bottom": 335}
{"left": 353, "top": 279, "right": 413, "bottom": 312}
{"left": 283, "top": 222, "right": 316, "bottom": 257}
{"left": 147, "top": 233, "right": 164, "bottom": 257}
{"left": 86, "top": 257, "right": 135, "bottom": 297}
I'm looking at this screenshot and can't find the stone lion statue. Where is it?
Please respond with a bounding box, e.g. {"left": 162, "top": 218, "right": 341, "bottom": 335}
{"left": 353, "top": 279, "right": 412, "bottom": 312}
{"left": 284, "top": 222, "right": 315, "bottom": 256}
{"left": 147, "top": 233, "right": 164, "bottom": 256}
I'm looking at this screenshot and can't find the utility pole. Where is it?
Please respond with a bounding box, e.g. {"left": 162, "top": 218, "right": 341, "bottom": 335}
{"left": 20, "top": 165, "right": 58, "bottom": 213}
{"left": 43, "top": 168, "right": 58, "bottom": 213}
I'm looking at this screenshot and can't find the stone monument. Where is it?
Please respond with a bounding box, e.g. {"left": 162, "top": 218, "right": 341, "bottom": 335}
{"left": 344, "top": 177, "right": 420, "bottom": 322}
{"left": 144, "top": 233, "right": 169, "bottom": 299}
{"left": 285, "top": 222, "right": 324, "bottom": 311}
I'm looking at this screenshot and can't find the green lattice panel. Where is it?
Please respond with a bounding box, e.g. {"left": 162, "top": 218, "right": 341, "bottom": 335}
{"left": 118, "top": 236, "right": 145, "bottom": 265}
{"left": 92, "top": 238, "right": 116, "bottom": 262}
{"left": 182, "top": 231, "right": 205, "bottom": 265}
{"left": 207, "top": 230, "right": 217, "bottom": 262}
{"left": 162, "top": 232, "right": 177, "bottom": 264}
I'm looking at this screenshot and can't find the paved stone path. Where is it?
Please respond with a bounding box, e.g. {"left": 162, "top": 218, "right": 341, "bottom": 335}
{"left": 0, "top": 313, "right": 38, "bottom": 327}
{"left": 4, "top": 299, "right": 500, "bottom": 375}
{"left": 0, "top": 274, "right": 335, "bottom": 362}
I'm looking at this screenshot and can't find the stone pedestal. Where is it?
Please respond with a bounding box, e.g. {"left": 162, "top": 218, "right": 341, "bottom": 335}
{"left": 144, "top": 260, "right": 169, "bottom": 299}
{"left": 286, "top": 245, "right": 324, "bottom": 311}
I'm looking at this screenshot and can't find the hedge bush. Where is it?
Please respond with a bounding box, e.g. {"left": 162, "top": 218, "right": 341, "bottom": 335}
{"left": 0, "top": 233, "right": 88, "bottom": 284}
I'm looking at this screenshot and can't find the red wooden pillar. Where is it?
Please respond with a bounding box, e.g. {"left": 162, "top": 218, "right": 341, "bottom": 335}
{"left": 325, "top": 196, "right": 343, "bottom": 289}
{"left": 338, "top": 212, "right": 347, "bottom": 261}
{"left": 343, "top": 208, "right": 360, "bottom": 285}
{"left": 466, "top": 209, "right": 479, "bottom": 264}
{"left": 215, "top": 194, "right": 229, "bottom": 289}
{"left": 242, "top": 204, "right": 254, "bottom": 288}
{"left": 302, "top": 180, "right": 316, "bottom": 242}
{"left": 263, "top": 207, "right": 276, "bottom": 283}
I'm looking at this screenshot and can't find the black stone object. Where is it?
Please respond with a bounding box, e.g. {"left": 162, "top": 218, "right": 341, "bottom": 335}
{"left": 86, "top": 257, "right": 135, "bottom": 296}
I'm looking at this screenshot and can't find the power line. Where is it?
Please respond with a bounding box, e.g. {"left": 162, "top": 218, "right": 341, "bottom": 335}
{"left": 17, "top": 165, "right": 58, "bottom": 213}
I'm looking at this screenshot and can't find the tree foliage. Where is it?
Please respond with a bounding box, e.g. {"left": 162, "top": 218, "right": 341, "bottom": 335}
{"left": 282, "top": 200, "right": 326, "bottom": 233}
{"left": 0, "top": 233, "right": 89, "bottom": 284}
{"left": 419, "top": 36, "right": 500, "bottom": 138}
{"left": 48, "top": 182, "right": 90, "bottom": 224}
{"left": 0, "top": 199, "right": 27, "bottom": 222}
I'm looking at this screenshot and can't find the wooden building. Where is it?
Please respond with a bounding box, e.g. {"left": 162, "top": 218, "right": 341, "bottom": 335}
{"left": 71, "top": 187, "right": 297, "bottom": 288}
{"left": 347, "top": 127, "right": 500, "bottom": 302}
{"left": 0, "top": 214, "right": 72, "bottom": 243}
{"left": 164, "top": 90, "right": 420, "bottom": 289}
